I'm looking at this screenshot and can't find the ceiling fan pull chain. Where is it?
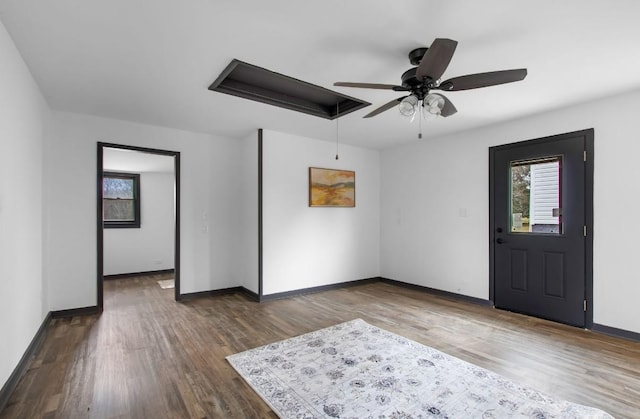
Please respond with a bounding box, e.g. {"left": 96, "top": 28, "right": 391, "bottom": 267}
{"left": 418, "top": 103, "right": 423, "bottom": 139}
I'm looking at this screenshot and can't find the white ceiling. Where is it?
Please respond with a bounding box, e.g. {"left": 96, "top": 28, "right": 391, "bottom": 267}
{"left": 103, "top": 148, "right": 174, "bottom": 173}
{"left": 2, "top": 0, "right": 640, "bottom": 149}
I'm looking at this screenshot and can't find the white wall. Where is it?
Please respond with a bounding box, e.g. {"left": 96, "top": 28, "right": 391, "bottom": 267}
{"left": 0, "top": 19, "right": 50, "bottom": 389}
{"left": 381, "top": 89, "right": 640, "bottom": 334}
{"left": 45, "top": 112, "right": 243, "bottom": 310}
{"left": 262, "top": 129, "right": 380, "bottom": 295}
{"left": 237, "top": 131, "right": 259, "bottom": 293}
{"left": 104, "top": 171, "right": 175, "bottom": 276}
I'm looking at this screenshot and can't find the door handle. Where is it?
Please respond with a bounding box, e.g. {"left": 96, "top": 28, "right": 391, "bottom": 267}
{"left": 496, "top": 238, "right": 505, "bottom": 244}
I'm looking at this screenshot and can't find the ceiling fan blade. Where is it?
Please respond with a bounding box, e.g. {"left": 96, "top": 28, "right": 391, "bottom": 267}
{"left": 334, "top": 82, "right": 408, "bottom": 91}
{"left": 439, "top": 94, "right": 457, "bottom": 117}
{"left": 363, "top": 97, "right": 406, "bottom": 118}
{"left": 438, "top": 69, "right": 527, "bottom": 91}
{"left": 416, "top": 38, "right": 458, "bottom": 81}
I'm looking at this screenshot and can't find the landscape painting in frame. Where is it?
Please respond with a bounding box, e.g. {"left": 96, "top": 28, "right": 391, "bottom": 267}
{"left": 309, "top": 167, "right": 355, "bottom": 207}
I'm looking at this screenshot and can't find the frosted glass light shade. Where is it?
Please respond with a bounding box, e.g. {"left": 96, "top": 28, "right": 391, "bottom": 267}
{"left": 399, "top": 95, "right": 419, "bottom": 117}
{"left": 424, "top": 93, "right": 445, "bottom": 115}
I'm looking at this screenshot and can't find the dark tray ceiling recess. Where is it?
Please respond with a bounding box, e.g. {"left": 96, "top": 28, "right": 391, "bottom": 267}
{"left": 209, "top": 59, "right": 370, "bottom": 120}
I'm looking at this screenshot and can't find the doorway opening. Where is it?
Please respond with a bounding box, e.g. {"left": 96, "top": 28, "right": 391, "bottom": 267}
{"left": 489, "top": 129, "right": 594, "bottom": 328}
{"left": 97, "top": 142, "right": 181, "bottom": 311}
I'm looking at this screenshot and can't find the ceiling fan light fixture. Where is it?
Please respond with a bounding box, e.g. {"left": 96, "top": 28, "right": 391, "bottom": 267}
{"left": 399, "top": 95, "right": 419, "bottom": 117}
{"left": 334, "top": 38, "right": 526, "bottom": 120}
{"left": 424, "top": 93, "right": 445, "bottom": 116}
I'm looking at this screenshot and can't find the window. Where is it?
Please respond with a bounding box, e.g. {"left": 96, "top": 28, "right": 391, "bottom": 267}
{"left": 103, "top": 172, "right": 141, "bottom": 228}
{"left": 509, "top": 156, "right": 561, "bottom": 234}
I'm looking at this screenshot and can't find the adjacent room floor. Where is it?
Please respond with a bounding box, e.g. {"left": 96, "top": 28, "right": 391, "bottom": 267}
{"left": 1, "top": 274, "right": 638, "bottom": 418}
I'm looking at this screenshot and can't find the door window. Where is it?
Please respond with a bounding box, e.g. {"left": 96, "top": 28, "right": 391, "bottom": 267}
{"left": 510, "top": 157, "right": 562, "bottom": 234}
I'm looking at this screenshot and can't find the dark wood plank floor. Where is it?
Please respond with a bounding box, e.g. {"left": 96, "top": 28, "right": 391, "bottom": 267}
{"left": 1, "top": 274, "right": 639, "bottom": 418}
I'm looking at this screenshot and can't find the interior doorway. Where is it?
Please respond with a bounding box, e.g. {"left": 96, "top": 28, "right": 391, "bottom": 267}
{"left": 97, "top": 142, "right": 181, "bottom": 311}
{"left": 489, "top": 129, "right": 594, "bottom": 328}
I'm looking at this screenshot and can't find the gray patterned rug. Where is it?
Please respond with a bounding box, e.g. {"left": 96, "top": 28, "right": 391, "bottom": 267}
{"left": 227, "top": 319, "right": 612, "bottom": 418}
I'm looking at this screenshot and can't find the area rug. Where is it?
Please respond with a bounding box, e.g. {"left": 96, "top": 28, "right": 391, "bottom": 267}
{"left": 227, "top": 319, "right": 612, "bottom": 418}
{"left": 157, "top": 279, "right": 174, "bottom": 289}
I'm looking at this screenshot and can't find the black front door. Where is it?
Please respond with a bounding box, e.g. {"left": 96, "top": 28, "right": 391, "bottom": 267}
{"left": 490, "top": 130, "right": 593, "bottom": 327}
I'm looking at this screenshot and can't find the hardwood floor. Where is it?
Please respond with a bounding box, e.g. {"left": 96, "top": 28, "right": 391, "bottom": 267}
{"left": 1, "top": 274, "right": 639, "bottom": 418}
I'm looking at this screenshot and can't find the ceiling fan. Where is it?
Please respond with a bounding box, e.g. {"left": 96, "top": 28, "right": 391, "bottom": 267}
{"left": 334, "top": 38, "right": 527, "bottom": 119}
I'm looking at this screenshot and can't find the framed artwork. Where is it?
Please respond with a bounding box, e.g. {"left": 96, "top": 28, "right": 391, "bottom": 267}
{"left": 309, "top": 167, "right": 355, "bottom": 207}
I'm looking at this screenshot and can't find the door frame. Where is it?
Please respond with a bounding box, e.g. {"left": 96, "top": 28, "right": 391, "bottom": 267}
{"left": 97, "top": 142, "right": 181, "bottom": 312}
{"left": 489, "top": 129, "right": 594, "bottom": 328}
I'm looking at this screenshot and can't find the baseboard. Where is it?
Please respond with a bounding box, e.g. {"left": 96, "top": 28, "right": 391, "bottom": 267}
{"left": 177, "top": 286, "right": 260, "bottom": 302}
{"left": 51, "top": 306, "right": 100, "bottom": 318}
{"left": 179, "top": 287, "right": 245, "bottom": 301}
{"left": 0, "top": 311, "right": 52, "bottom": 413}
{"left": 592, "top": 323, "right": 640, "bottom": 343}
{"left": 381, "top": 280, "right": 639, "bottom": 339}
{"left": 241, "top": 287, "right": 260, "bottom": 302}
{"left": 379, "top": 277, "right": 493, "bottom": 306}
{"left": 257, "top": 277, "right": 492, "bottom": 305}
{"left": 104, "top": 268, "right": 175, "bottom": 280}
{"left": 260, "top": 277, "right": 380, "bottom": 302}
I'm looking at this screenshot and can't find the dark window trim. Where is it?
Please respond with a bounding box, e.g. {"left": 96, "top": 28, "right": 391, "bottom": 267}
{"left": 103, "top": 171, "right": 141, "bottom": 228}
